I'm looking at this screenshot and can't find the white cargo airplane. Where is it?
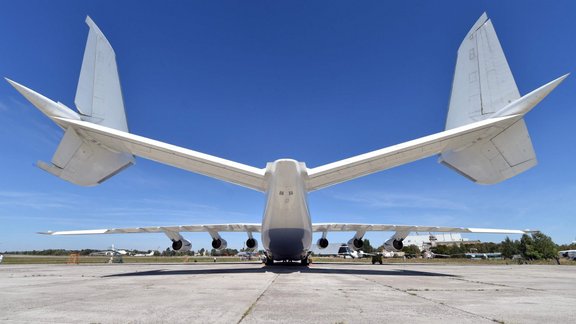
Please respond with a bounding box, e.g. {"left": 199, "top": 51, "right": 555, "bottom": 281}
{"left": 6, "top": 13, "right": 567, "bottom": 265}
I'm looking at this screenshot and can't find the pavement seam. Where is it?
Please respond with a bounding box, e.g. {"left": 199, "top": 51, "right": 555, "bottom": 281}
{"left": 237, "top": 272, "right": 279, "bottom": 324}
{"left": 450, "top": 277, "right": 545, "bottom": 291}
{"left": 358, "top": 274, "right": 499, "bottom": 323}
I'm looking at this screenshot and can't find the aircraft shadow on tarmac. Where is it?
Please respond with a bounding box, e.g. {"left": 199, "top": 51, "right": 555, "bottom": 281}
{"left": 102, "top": 264, "right": 458, "bottom": 278}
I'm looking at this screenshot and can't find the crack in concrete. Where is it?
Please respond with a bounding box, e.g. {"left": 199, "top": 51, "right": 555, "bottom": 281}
{"left": 357, "top": 274, "right": 500, "bottom": 323}
{"left": 237, "top": 273, "right": 279, "bottom": 324}
{"left": 450, "top": 277, "right": 545, "bottom": 291}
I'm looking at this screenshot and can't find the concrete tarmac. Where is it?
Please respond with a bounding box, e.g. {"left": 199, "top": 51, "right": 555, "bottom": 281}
{"left": 0, "top": 262, "right": 575, "bottom": 323}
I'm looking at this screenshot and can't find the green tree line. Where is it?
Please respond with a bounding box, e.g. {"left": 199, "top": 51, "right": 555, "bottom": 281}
{"left": 421, "top": 232, "right": 561, "bottom": 260}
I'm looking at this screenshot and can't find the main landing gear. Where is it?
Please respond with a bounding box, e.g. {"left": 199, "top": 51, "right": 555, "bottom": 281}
{"left": 262, "top": 254, "right": 311, "bottom": 266}
{"left": 264, "top": 256, "right": 274, "bottom": 266}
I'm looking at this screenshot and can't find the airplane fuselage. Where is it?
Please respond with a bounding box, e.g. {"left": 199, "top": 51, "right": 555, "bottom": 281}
{"left": 261, "top": 159, "right": 312, "bottom": 261}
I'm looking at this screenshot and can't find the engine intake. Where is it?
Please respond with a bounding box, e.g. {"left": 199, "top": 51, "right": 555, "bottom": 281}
{"left": 246, "top": 238, "right": 258, "bottom": 250}
{"left": 172, "top": 239, "right": 192, "bottom": 252}
{"left": 211, "top": 238, "right": 228, "bottom": 250}
{"left": 317, "top": 238, "right": 329, "bottom": 249}
{"left": 347, "top": 238, "right": 363, "bottom": 251}
{"left": 383, "top": 238, "right": 404, "bottom": 252}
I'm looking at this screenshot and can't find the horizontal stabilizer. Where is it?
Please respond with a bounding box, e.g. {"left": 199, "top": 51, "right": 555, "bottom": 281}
{"left": 306, "top": 114, "right": 520, "bottom": 191}
{"left": 53, "top": 117, "right": 268, "bottom": 191}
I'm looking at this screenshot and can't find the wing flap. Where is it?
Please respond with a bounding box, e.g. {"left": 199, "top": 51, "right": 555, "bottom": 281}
{"left": 54, "top": 117, "right": 267, "bottom": 191}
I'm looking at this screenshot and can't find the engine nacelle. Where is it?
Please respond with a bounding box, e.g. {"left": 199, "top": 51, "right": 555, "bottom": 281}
{"left": 383, "top": 238, "right": 404, "bottom": 252}
{"left": 246, "top": 238, "right": 258, "bottom": 251}
{"left": 317, "top": 238, "right": 329, "bottom": 249}
{"left": 172, "top": 239, "right": 192, "bottom": 252}
{"left": 211, "top": 238, "right": 228, "bottom": 250}
{"left": 347, "top": 238, "right": 363, "bottom": 251}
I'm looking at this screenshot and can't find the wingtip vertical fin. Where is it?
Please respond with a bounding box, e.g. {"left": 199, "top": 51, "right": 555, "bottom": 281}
{"left": 75, "top": 16, "right": 128, "bottom": 132}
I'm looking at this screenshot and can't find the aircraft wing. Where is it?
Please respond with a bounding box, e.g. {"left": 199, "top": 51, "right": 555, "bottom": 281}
{"left": 305, "top": 114, "right": 520, "bottom": 191}
{"left": 52, "top": 117, "right": 268, "bottom": 192}
{"left": 312, "top": 223, "right": 532, "bottom": 235}
{"left": 39, "top": 223, "right": 262, "bottom": 235}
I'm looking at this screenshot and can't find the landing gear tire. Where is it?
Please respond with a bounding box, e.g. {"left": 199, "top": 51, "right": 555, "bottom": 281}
{"left": 264, "top": 257, "right": 274, "bottom": 266}
{"left": 301, "top": 257, "right": 310, "bottom": 266}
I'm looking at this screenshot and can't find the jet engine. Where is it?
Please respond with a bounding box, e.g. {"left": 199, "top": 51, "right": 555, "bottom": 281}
{"left": 317, "top": 238, "right": 329, "bottom": 249}
{"left": 383, "top": 238, "right": 403, "bottom": 252}
{"left": 211, "top": 238, "right": 228, "bottom": 250}
{"left": 172, "top": 238, "right": 192, "bottom": 252}
{"left": 246, "top": 238, "right": 258, "bottom": 250}
{"left": 347, "top": 238, "right": 363, "bottom": 251}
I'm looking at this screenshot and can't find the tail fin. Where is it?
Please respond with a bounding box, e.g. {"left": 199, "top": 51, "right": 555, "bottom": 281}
{"left": 439, "top": 13, "right": 567, "bottom": 184}
{"left": 75, "top": 16, "right": 128, "bottom": 132}
{"left": 446, "top": 13, "right": 520, "bottom": 130}
{"left": 6, "top": 17, "right": 134, "bottom": 186}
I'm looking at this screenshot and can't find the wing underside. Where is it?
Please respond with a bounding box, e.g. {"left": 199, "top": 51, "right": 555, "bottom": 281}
{"left": 40, "top": 222, "right": 530, "bottom": 236}
{"left": 54, "top": 117, "right": 268, "bottom": 192}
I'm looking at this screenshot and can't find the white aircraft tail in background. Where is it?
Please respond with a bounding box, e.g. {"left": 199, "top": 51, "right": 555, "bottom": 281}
{"left": 7, "top": 13, "right": 565, "bottom": 265}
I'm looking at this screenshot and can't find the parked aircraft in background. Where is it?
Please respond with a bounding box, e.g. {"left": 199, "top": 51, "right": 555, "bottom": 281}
{"left": 7, "top": 13, "right": 564, "bottom": 265}
{"left": 558, "top": 250, "right": 576, "bottom": 260}
{"left": 337, "top": 244, "right": 359, "bottom": 259}
{"left": 133, "top": 251, "right": 156, "bottom": 257}
{"left": 237, "top": 251, "right": 260, "bottom": 261}
{"left": 89, "top": 245, "right": 129, "bottom": 256}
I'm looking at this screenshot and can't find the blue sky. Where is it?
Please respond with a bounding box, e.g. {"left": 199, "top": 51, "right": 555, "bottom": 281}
{"left": 1, "top": 1, "right": 575, "bottom": 252}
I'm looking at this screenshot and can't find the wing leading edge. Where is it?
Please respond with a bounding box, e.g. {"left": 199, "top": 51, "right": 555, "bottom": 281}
{"left": 312, "top": 223, "right": 533, "bottom": 235}
{"left": 39, "top": 224, "right": 262, "bottom": 235}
